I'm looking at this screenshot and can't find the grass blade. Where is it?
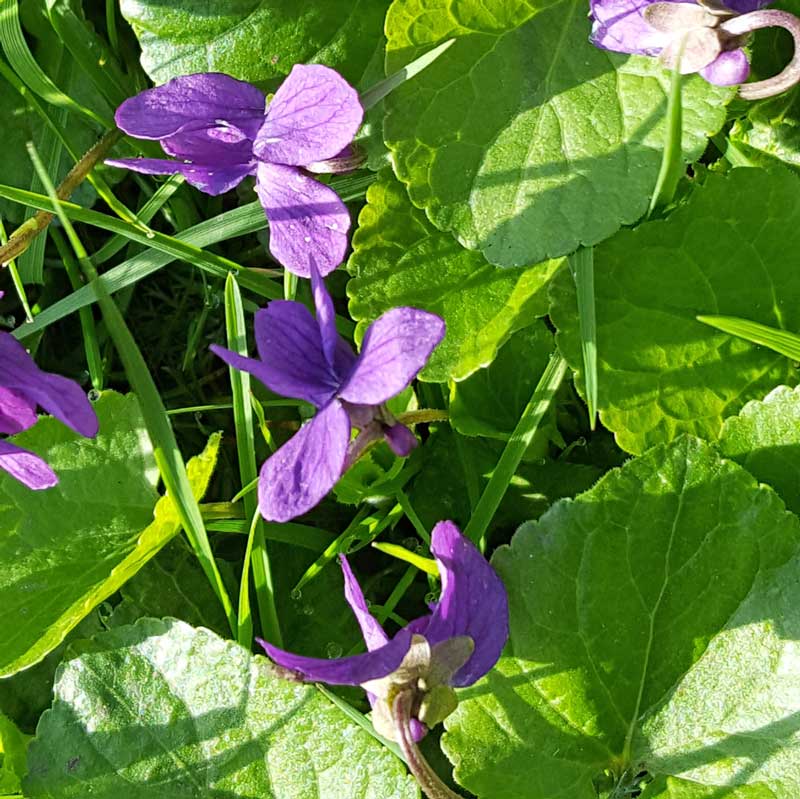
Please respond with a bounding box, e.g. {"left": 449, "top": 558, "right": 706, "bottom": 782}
{"left": 648, "top": 60, "right": 684, "bottom": 216}
{"left": 697, "top": 314, "right": 800, "bottom": 360}
{"left": 463, "top": 351, "right": 568, "bottom": 550}
{"left": 224, "top": 273, "right": 282, "bottom": 646}
{"left": 569, "top": 247, "right": 598, "bottom": 429}
{"left": 28, "top": 142, "right": 237, "bottom": 636}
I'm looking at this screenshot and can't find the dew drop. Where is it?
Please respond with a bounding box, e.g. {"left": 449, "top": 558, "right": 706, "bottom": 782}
{"left": 303, "top": 236, "right": 311, "bottom": 243}
{"left": 326, "top": 642, "right": 343, "bottom": 659}
{"left": 290, "top": 587, "right": 302, "bottom": 602}
{"left": 301, "top": 604, "right": 314, "bottom": 616}
{"left": 88, "top": 388, "right": 101, "bottom": 403}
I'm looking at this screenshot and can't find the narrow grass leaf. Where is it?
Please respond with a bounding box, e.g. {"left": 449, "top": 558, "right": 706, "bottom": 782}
{"left": 697, "top": 314, "right": 800, "bottom": 361}
{"left": 371, "top": 542, "right": 438, "bottom": 576}
{"left": 648, "top": 61, "right": 684, "bottom": 216}
{"left": 569, "top": 247, "right": 598, "bottom": 429}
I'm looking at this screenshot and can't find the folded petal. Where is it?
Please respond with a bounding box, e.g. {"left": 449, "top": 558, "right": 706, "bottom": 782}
{"left": 339, "top": 308, "right": 445, "bottom": 406}
{"left": 0, "top": 388, "right": 37, "bottom": 435}
{"left": 256, "top": 163, "right": 350, "bottom": 277}
{"left": 105, "top": 158, "right": 252, "bottom": 196}
{"left": 0, "top": 439, "right": 58, "bottom": 490}
{"left": 115, "top": 73, "right": 266, "bottom": 141}
{"left": 309, "top": 258, "right": 339, "bottom": 369}
{"left": 0, "top": 334, "right": 98, "bottom": 438}
{"left": 254, "top": 64, "right": 363, "bottom": 166}
{"left": 258, "top": 399, "right": 351, "bottom": 522}
{"left": 699, "top": 48, "right": 750, "bottom": 86}
{"left": 423, "top": 521, "right": 509, "bottom": 687}
{"left": 384, "top": 423, "right": 418, "bottom": 457}
{"left": 590, "top": 0, "right": 674, "bottom": 55}
{"left": 258, "top": 627, "right": 413, "bottom": 686}
{"left": 340, "top": 555, "right": 389, "bottom": 651}
{"left": 211, "top": 301, "right": 340, "bottom": 407}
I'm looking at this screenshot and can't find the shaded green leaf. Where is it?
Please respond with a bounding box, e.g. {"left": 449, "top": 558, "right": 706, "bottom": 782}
{"left": 0, "top": 392, "right": 220, "bottom": 676}
{"left": 120, "top": 0, "right": 391, "bottom": 85}
{"left": 347, "top": 168, "right": 560, "bottom": 382}
{"left": 0, "top": 712, "right": 28, "bottom": 795}
{"left": 25, "top": 619, "right": 418, "bottom": 799}
{"left": 442, "top": 436, "right": 800, "bottom": 799}
{"left": 383, "top": 0, "right": 731, "bottom": 267}
{"left": 550, "top": 167, "right": 800, "bottom": 454}
{"left": 450, "top": 323, "right": 553, "bottom": 439}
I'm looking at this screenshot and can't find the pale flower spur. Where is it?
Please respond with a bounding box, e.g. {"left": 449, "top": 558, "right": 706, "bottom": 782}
{"left": 590, "top": 0, "right": 800, "bottom": 99}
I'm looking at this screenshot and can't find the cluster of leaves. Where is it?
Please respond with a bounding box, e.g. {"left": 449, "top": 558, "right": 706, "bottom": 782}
{"left": 3, "top": 1, "right": 800, "bottom": 798}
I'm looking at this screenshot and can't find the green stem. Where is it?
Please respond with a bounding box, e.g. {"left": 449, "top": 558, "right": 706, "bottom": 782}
{"left": 569, "top": 247, "right": 598, "bottom": 430}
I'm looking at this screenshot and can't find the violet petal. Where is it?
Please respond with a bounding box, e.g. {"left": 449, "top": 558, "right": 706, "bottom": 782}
{"left": 0, "top": 439, "right": 58, "bottom": 490}
{"left": 340, "top": 555, "right": 389, "bottom": 651}
{"left": 258, "top": 627, "right": 413, "bottom": 686}
{"left": 384, "top": 424, "right": 418, "bottom": 457}
{"left": 254, "top": 64, "right": 363, "bottom": 167}
{"left": 423, "top": 521, "right": 509, "bottom": 687}
{"left": 699, "top": 48, "right": 750, "bottom": 85}
{"left": 0, "top": 333, "right": 98, "bottom": 438}
{"left": 589, "top": 0, "right": 674, "bottom": 55}
{"left": 105, "top": 158, "right": 253, "bottom": 196}
{"left": 339, "top": 308, "right": 445, "bottom": 406}
{"left": 211, "top": 302, "right": 339, "bottom": 407}
{"left": 309, "top": 258, "right": 339, "bottom": 369}
{"left": 256, "top": 162, "right": 350, "bottom": 277}
{"left": 258, "top": 399, "right": 351, "bottom": 522}
{"left": 0, "top": 388, "right": 37, "bottom": 435}
{"left": 115, "top": 72, "right": 266, "bottom": 141}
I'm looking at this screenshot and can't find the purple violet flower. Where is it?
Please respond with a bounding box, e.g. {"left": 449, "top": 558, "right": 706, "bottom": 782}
{"left": 259, "top": 520, "right": 509, "bottom": 745}
{"left": 589, "top": 0, "right": 771, "bottom": 86}
{"left": 0, "top": 295, "right": 98, "bottom": 489}
{"left": 211, "top": 262, "right": 444, "bottom": 522}
{"left": 106, "top": 66, "right": 364, "bottom": 277}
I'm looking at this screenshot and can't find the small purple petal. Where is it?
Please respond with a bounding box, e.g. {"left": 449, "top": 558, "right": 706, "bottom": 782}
{"left": 339, "top": 308, "right": 445, "bottom": 406}
{"left": 0, "top": 333, "right": 98, "bottom": 438}
{"left": 0, "top": 439, "right": 58, "bottom": 490}
{"left": 723, "top": 0, "right": 771, "bottom": 10}
{"left": 589, "top": 0, "right": 674, "bottom": 55}
{"left": 211, "top": 301, "right": 339, "bottom": 407}
{"left": 0, "top": 388, "right": 37, "bottom": 435}
{"left": 340, "top": 555, "right": 389, "bottom": 651}
{"left": 700, "top": 48, "right": 750, "bottom": 85}
{"left": 256, "top": 162, "right": 350, "bottom": 277}
{"left": 105, "top": 158, "right": 253, "bottom": 196}
{"left": 258, "top": 399, "right": 351, "bottom": 522}
{"left": 423, "top": 521, "right": 509, "bottom": 687}
{"left": 254, "top": 64, "right": 363, "bottom": 167}
{"left": 309, "top": 258, "right": 339, "bottom": 369}
{"left": 384, "top": 424, "right": 417, "bottom": 457}
{"left": 259, "top": 627, "right": 412, "bottom": 686}
{"left": 115, "top": 73, "right": 266, "bottom": 141}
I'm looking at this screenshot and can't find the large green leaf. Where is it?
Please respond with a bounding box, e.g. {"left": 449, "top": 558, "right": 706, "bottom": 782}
{"left": 442, "top": 436, "right": 800, "bottom": 799}
{"left": 719, "top": 385, "right": 800, "bottom": 514}
{"left": 25, "top": 619, "right": 418, "bottom": 799}
{"left": 347, "top": 168, "right": 560, "bottom": 382}
{"left": 383, "top": 0, "right": 731, "bottom": 267}
{"left": 119, "top": 0, "right": 390, "bottom": 85}
{"left": 0, "top": 712, "right": 28, "bottom": 795}
{"left": 550, "top": 167, "right": 800, "bottom": 455}
{"left": 0, "top": 392, "right": 220, "bottom": 676}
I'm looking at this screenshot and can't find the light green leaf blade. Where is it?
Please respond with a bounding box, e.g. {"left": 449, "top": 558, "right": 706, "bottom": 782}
{"left": 120, "top": 0, "right": 390, "bottom": 85}
{"left": 0, "top": 392, "right": 220, "bottom": 676}
{"left": 550, "top": 167, "right": 800, "bottom": 455}
{"left": 697, "top": 314, "right": 800, "bottom": 361}
{"left": 442, "top": 436, "right": 800, "bottom": 799}
{"left": 450, "top": 322, "right": 553, "bottom": 439}
{"left": 347, "top": 168, "right": 560, "bottom": 382}
{"left": 383, "top": 0, "right": 732, "bottom": 267}
{"left": 0, "top": 712, "right": 28, "bottom": 795}
{"left": 24, "top": 619, "right": 419, "bottom": 799}
{"left": 641, "top": 776, "right": 778, "bottom": 798}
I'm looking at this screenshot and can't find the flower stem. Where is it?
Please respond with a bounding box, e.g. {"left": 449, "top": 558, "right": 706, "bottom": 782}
{"left": 0, "top": 130, "right": 121, "bottom": 266}
{"left": 720, "top": 10, "right": 800, "bottom": 99}
{"left": 392, "top": 690, "right": 465, "bottom": 799}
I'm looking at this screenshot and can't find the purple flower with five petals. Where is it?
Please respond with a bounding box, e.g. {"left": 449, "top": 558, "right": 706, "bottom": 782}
{"left": 211, "top": 263, "right": 445, "bottom": 522}
{"left": 589, "top": 0, "right": 771, "bottom": 86}
{"left": 0, "top": 295, "right": 98, "bottom": 489}
{"left": 260, "top": 521, "right": 509, "bottom": 744}
{"left": 107, "top": 66, "right": 363, "bottom": 277}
